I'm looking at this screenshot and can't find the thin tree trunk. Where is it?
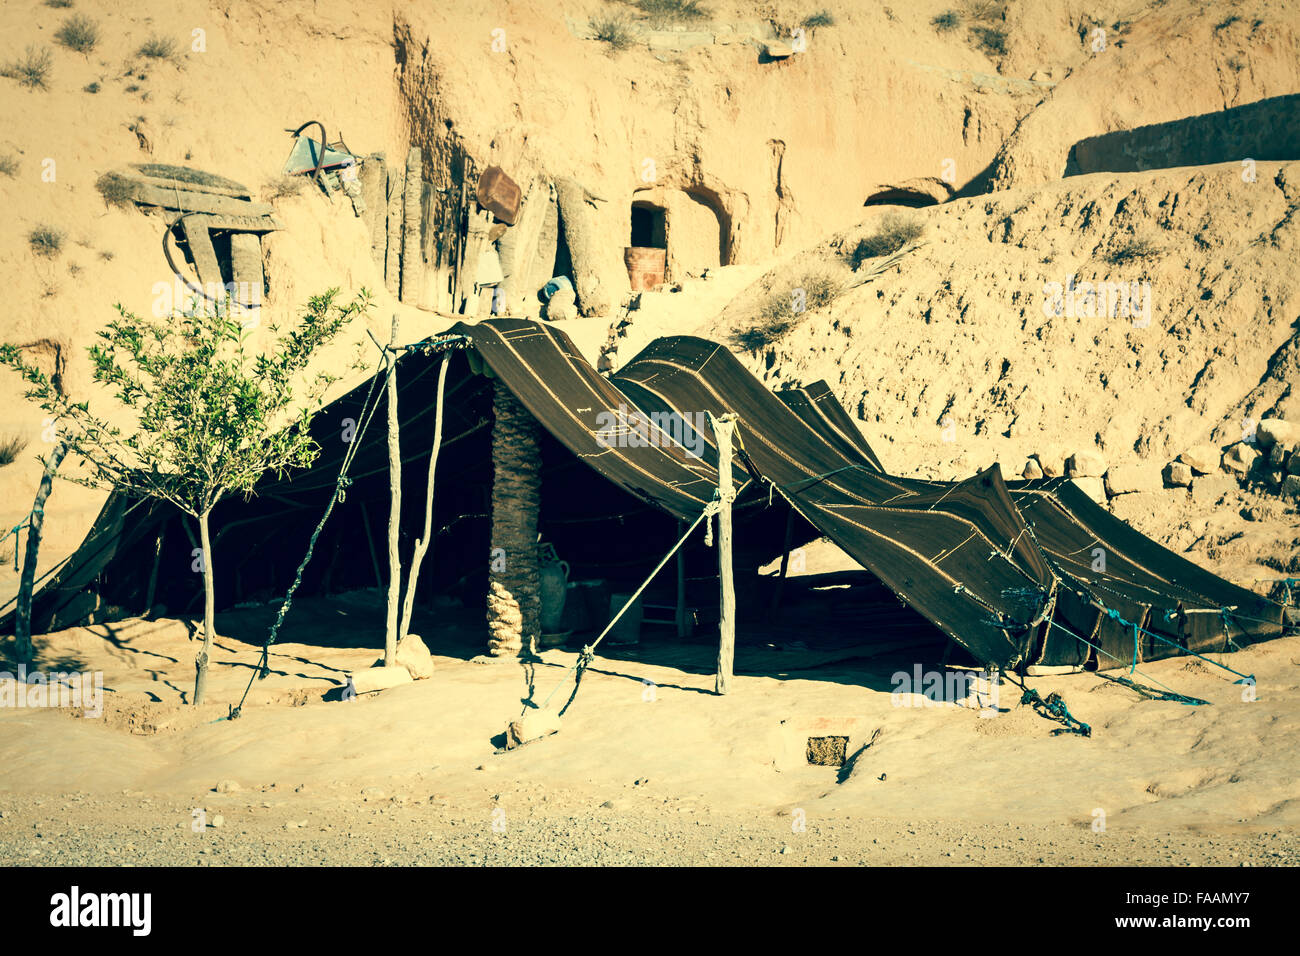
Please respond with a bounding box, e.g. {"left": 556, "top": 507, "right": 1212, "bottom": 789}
{"left": 384, "top": 316, "right": 402, "bottom": 665}
{"left": 14, "top": 441, "right": 68, "bottom": 663}
{"left": 486, "top": 382, "right": 541, "bottom": 657}
{"left": 193, "top": 509, "right": 216, "bottom": 705}
{"left": 399, "top": 353, "right": 450, "bottom": 642}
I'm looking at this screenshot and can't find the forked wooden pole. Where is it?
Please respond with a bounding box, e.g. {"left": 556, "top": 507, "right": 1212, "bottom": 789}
{"left": 713, "top": 414, "right": 737, "bottom": 695}
{"left": 398, "top": 352, "right": 451, "bottom": 642}
{"left": 384, "top": 315, "right": 402, "bottom": 666}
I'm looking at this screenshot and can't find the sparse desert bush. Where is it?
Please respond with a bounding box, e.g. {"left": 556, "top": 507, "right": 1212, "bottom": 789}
{"left": 28, "top": 226, "right": 64, "bottom": 258}
{"left": 591, "top": 13, "right": 637, "bottom": 50}
{"left": 731, "top": 271, "right": 840, "bottom": 350}
{"left": 932, "top": 10, "right": 962, "bottom": 31}
{"left": 95, "top": 172, "right": 137, "bottom": 208}
{"left": 263, "top": 175, "right": 307, "bottom": 200}
{"left": 1108, "top": 237, "right": 1162, "bottom": 264}
{"left": 973, "top": 25, "right": 1007, "bottom": 55}
{"left": 44, "top": 0, "right": 74, "bottom": 7}
{"left": 1215, "top": 15, "right": 1241, "bottom": 31}
{"left": 634, "top": 0, "right": 710, "bottom": 27}
{"left": 0, "top": 154, "right": 18, "bottom": 177}
{"left": 84, "top": 80, "right": 99, "bottom": 93}
{"left": 965, "top": 0, "right": 1006, "bottom": 22}
{"left": 55, "top": 14, "right": 100, "bottom": 54}
{"left": 1, "top": 46, "right": 54, "bottom": 90}
{"left": 803, "top": 10, "right": 835, "bottom": 28}
{"left": 849, "top": 215, "right": 925, "bottom": 268}
{"left": 0, "top": 433, "right": 28, "bottom": 466}
{"left": 137, "top": 35, "right": 178, "bottom": 60}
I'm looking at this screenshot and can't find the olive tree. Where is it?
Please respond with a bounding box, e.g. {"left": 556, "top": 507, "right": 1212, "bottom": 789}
{"left": 0, "top": 288, "right": 371, "bottom": 704}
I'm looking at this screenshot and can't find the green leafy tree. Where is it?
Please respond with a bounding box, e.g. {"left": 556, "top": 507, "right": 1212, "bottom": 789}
{"left": 1, "top": 289, "right": 371, "bottom": 704}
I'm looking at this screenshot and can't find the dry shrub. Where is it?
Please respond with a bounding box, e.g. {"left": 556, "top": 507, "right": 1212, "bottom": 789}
{"left": 731, "top": 271, "right": 840, "bottom": 350}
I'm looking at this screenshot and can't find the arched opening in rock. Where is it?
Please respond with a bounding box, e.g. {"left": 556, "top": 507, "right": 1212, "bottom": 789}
{"left": 628, "top": 187, "right": 732, "bottom": 288}
{"left": 683, "top": 185, "right": 731, "bottom": 269}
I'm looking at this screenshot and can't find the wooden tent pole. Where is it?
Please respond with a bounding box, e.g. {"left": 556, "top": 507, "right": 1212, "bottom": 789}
{"left": 714, "top": 414, "right": 737, "bottom": 695}
{"left": 769, "top": 507, "right": 796, "bottom": 616}
{"left": 359, "top": 501, "right": 383, "bottom": 589}
{"left": 675, "top": 518, "right": 689, "bottom": 638}
{"left": 384, "top": 315, "right": 402, "bottom": 666}
{"left": 144, "top": 526, "right": 166, "bottom": 616}
{"left": 398, "top": 352, "right": 451, "bottom": 643}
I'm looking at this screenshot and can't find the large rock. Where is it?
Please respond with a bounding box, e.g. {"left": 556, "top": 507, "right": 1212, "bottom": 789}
{"left": 1282, "top": 475, "right": 1300, "bottom": 501}
{"left": 1067, "top": 448, "right": 1107, "bottom": 478}
{"left": 1190, "top": 474, "right": 1237, "bottom": 506}
{"left": 1221, "top": 442, "right": 1258, "bottom": 474}
{"left": 1179, "top": 444, "right": 1221, "bottom": 475}
{"left": 1162, "top": 460, "right": 1193, "bottom": 488}
{"left": 1255, "top": 418, "right": 1296, "bottom": 449}
{"left": 1034, "top": 446, "right": 1067, "bottom": 478}
{"left": 1021, "top": 458, "right": 1044, "bottom": 480}
{"left": 544, "top": 287, "right": 576, "bottom": 321}
{"left": 504, "top": 707, "right": 562, "bottom": 750}
{"left": 1071, "top": 476, "right": 1106, "bottom": 503}
{"left": 349, "top": 665, "right": 413, "bottom": 695}
{"left": 1104, "top": 464, "right": 1161, "bottom": 496}
{"left": 863, "top": 176, "right": 954, "bottom": 208}
{"left": 396, "top": 633, "right": 434, "bottom": 680}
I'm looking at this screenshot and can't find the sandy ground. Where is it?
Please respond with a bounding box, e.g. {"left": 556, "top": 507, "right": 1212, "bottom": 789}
{"left": 2, "top": 552, "right": 1298, "bottom": 867}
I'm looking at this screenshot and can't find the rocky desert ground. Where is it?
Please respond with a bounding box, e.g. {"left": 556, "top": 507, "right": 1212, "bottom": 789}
{"left": 0, "top": 0, "right": 1298, "bottom": 890}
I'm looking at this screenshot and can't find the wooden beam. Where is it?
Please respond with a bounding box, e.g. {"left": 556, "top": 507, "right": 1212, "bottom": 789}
{"left": 714, "top": 413, "right": 737, "bottom": 695}
{"left": 124, "top": 167, "right": 252, "bottom": 199}
{"left": 385, "top": 161, "right": 404, "bottom": 296}
{"left": 166, "top": 212, "right": 282, "bottom": 233}
{"left": 132, "top": 181, "right": 273, "bottom": 217}
{"left": 400, "top": 148, "right": 423, "bottom": 305}
{"left": 179, "top": 216, "right": 224, "bottom": 288}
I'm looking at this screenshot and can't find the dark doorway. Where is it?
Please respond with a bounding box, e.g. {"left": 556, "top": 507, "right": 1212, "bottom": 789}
{"left": 630, "top": 202, "right": 667, "bottom": 248}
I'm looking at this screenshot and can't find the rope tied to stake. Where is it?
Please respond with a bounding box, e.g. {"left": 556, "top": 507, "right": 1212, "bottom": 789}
{"left": 1095, "top": 600, "right": 1254, "bottom": 685}
{"left": 227, "top": 352, "right": 393, "bottom": 720}
{"left": 533, "top": 496, "right": 721, "bottom": 718}
{"left": 1009, "top": 673, "right": 1091, "bottom": 736}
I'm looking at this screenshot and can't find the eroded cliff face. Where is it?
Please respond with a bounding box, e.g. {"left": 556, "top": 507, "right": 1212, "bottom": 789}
{"left": 3, "top": 0, "right": 1297, "bottom": 601}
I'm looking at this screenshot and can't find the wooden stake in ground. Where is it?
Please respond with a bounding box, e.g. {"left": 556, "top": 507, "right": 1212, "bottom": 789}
{"left": 713, "top": 414, "right": 738, "bottom": 695}
{"left": 13, "top": 441, "right": 68, "bottom": 663}
{"left": 144, "top": 526, "right": 166, "bottom": 617}
{"left": 398, "top": 352, "right": 451, "bottom": 643}
{"left": 384, "top": 316, "right": 402, "bottom": 666}
{"left": 769, "top": 507, "right": 796, "bottom": 616}
{"left": 676, "top": 518, "right": 689, "bottom": 638}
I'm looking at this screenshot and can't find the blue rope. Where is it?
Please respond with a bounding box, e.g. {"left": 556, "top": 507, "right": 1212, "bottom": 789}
{"left": 1097, "top": 602, "right": 1253, "bottom": 684}
{"left": 1047, "top": 619, "right": 1208, "bottom": 706}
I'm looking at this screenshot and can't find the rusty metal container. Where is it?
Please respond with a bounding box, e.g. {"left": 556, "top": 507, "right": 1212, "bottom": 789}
{"left": 624, "top": 246, "right": 666, "bottom": 291}
{"left": 475, "top": 166, "right": 521, "bottom": 224}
